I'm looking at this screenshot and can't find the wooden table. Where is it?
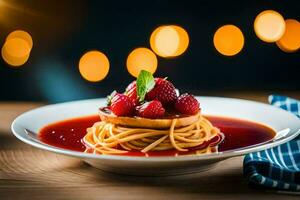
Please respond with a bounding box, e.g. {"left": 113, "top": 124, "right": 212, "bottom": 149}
{"left": 1, "top": 93, "right": 300, "bottom": 200}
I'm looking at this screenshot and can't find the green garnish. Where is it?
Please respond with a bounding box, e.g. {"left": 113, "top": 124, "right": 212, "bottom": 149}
{"left": 136, "top": 70, "right": 155, "bottom": 102}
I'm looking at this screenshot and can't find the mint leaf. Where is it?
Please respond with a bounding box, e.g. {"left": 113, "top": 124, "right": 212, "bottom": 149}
{"left": 136, "top": 70, "right": 155, "bottom": 102}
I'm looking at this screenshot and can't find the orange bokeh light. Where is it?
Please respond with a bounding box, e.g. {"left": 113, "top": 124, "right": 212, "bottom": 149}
{"left": 6, "top": 30, "right": 33, "bottom": 49}
{"left": 151, "top": 26, "right": 179, "bottom": 57}
{"left": 1, "top": 38, "right": 31, "bottom": 67}
{"left": 126, "top": 47, "right": 157, "bottom": 77}
{"left": 213, "top": 24, "right": 244, "bottom": 56}
{"left": 2, "top": 30, "right": 33, "bottom": 67}
{"left": 150, "top": 25, "right": 189, "bottom": 57}
{"left": 79, "top": 50, "right": 110, "bottom": 82}
{"left": 276, "top": 19, "right": 300, "bottom": 53}
{"left": 254, "top": 10, "right": 285, "bottom": 43}
{"left": 171, "top": 25, "right": 189, "bottom": 57}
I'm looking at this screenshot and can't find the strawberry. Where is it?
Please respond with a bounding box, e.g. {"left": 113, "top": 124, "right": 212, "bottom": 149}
{"left": 125, "top": 80, "right": 136, "bottom": 92}
{"left": 110, "top": 93, "right": 134, "bottom": 116}
{"left": 146, "top": 78, "right": 177, "bottom": 105}
{"left": 126, "top": 86, "right": 139, "bottom": 106}
{"left": 136, "top": 100, "right": 165, "bottom": 119}
{"left": 175, "top": 93, "right": 200, "bottom": 115}
{"left": 124, "top": 80, "right": 139, "bottom": 106}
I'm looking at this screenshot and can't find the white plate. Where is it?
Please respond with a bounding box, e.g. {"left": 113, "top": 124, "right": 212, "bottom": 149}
{"left": 11, "top": 97, "right": 300, "bottom": 176}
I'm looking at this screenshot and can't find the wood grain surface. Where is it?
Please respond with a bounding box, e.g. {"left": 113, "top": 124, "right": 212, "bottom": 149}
{"left": 1, "top": 93, "right": 300, "bottom": 200}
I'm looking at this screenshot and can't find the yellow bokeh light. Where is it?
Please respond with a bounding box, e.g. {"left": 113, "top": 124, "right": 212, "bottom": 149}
{"left": 213, "top": 24, "right": 244, "bottom": 56}
{"left": 254, "top": 10, "right": 285, "bottom": 43}
{"left": 276, "top": 19, "right": 300, "bottom": 53}
{"left": 6, "top": 30, "right": 33, "bottom": 49}
{"left": 1, "top": 38, "right": 31, "bottom": 67}
{"left": 79, "top": 51, "right": 110, "bottom": 82}
{"left": 126, "top": 47, "right": 158, "bottom": 77}
{"left": 151, "top": 26, "right": 179, "bottom": 57}
{"left": 150, "top": 25, "right": 189, "bottom": 57}
{"left": 171, "top": 25, "right": 189, "bottom": 56}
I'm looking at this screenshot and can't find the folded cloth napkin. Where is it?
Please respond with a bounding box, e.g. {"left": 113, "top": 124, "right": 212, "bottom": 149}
{"left": 244, "top": 95, "right": 300, "bottom": 191}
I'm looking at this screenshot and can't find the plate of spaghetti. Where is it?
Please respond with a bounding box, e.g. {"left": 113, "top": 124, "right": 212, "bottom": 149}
{"left": 11, "top": 71, "right": 300, "bottom": 175}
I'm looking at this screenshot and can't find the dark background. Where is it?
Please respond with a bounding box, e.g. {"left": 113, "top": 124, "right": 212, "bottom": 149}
{"left": 0, "top": 0, "right": 299, "bottom": 103}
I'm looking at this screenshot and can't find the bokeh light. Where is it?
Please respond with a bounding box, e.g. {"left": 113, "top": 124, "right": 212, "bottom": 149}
{"left": 2, "top": 30, "right": 33, "bottom": 67}
{"left": 6, "top": 30, "right": 33, "bottom": 49}
{"left": 79, "top": 50, "right": 110, "bottom": 82}
{"left": 254, "top": 10, "right": 285, "bottom": 43}
{"left": 171, "top": 25, "right": 189, "bottom": 56}
{"left": 276, "top": 19, "right": 300, "bottom": 53}
{"left": 126, "top": 47, "right": 157, "bottom": 77}
{"left": 213, "top": 24, "right": 244, "bottom": 56}
{"left": 150, "top": 26, "right": 179, "bottom": 57}
{"left": 150, "top": 25, "right": 189, "bottom": 57}
{"left": 1, "top": 38, "right": 31, "bottom": 67}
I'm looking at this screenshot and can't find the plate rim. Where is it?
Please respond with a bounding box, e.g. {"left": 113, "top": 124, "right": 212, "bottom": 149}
{"left": 11, "top": 96, "right": 300, "bottom": 162}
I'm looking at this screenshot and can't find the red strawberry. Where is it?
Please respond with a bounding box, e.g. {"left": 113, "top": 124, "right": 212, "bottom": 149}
{"left": 136, "top": 100, "right": 165, "bottom": 119}
{"left": 126, "top": 86, "right": 139, "bottom": 106}
{"left": 125, "top": 80, "right": 136, "bottom": 92}
{"left": 111, "top": 93, "right": 134, "bottom": 116}
{"left": 175, "top": 93, "right": 200, "bottom": 115}
{"left": 146, "top": 78, "right": 177, "bottom": 105}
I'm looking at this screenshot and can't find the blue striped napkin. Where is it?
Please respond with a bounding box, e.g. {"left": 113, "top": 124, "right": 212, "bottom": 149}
{"left": 244, "top": 95, "right": 300, "bottom": 191}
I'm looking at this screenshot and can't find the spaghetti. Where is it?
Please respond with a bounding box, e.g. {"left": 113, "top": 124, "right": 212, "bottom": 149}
{"left": 83, "top": 114, "right": 223, "bottom": 155}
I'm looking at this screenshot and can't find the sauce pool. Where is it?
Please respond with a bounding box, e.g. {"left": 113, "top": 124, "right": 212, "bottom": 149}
{"left": 39, "top": 115, "right": 100, "bottom": 152}
{"left": 39, "top": 115, "right": 275, "bottom": 155}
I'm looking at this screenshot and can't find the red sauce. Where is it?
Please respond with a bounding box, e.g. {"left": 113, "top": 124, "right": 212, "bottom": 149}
{"left": 39, "top": 115, "right": 100, "bottom": 152}
{"left": 208, "top": 116, "right": 275, "bottom": 151}
{"left": 39, "top": 115, "right": 275, "bottom": 156}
